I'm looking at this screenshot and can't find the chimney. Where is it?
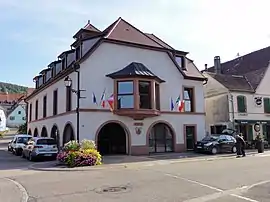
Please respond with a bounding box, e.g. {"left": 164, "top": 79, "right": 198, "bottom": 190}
{"left": 204, "top": 64, "right": 208, "bottom": 71}
{"left": 214, "top": 56, "right": 221, "bottom": 74}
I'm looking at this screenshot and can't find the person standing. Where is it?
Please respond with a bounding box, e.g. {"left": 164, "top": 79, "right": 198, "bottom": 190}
{"left": 236, "top": 133, "right": 246, "bottom": 157}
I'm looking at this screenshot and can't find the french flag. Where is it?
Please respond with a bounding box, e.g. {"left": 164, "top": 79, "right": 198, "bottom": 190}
{"left": 100, "top": 89, "right": 106, "bottom": 108}
{"left": 107, "top": 94, "right": 114, "bottom": 111}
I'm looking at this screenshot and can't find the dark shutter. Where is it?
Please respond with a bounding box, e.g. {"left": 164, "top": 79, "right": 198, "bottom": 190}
{"left": 264, "top": 98, "right": 270, "bottom": 113}
{"left": 66, "top": 87, "right": 72, "bottom": 112}
{"left": 237, "top": 96, "right": 246, "bottom": 112}
{"left": 43, "top": 96, "right": 47, "bottom": 118}
{"left": 53, "top": 90, "right": 58, "bottom": 115}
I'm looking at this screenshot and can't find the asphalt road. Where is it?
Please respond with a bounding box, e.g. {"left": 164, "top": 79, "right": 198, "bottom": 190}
{"left": 1, "top": 134, "right": 270, "bottom": 202}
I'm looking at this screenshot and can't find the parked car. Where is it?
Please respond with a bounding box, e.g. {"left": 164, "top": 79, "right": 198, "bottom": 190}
{"left": 8, "top": 134, "right": 32, "bottom": 155}
{"left": 195, "top": 134, "right": 237, "bottom": 155}
{"left": 22, "top": 137, "right": 58, "bottom": 161}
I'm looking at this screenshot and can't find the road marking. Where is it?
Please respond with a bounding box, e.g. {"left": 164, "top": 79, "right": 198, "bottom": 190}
{"left": 165, "top": 173, "right": 264, "bottom": 202}
{"left": 230, "top": 194, "right": 259, "bottom": 202}
{"left": 165, "top": 173, "right": 223, "bottom": 192}
{"left": 4, "top": 177, "right": 29, "bottom": 202}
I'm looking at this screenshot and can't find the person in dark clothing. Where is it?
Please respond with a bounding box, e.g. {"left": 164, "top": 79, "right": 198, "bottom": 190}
{"left": 236, "top": 133, "right": 246, "bottom": 157}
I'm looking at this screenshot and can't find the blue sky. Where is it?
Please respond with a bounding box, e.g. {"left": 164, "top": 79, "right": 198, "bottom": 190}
{"left": 1, "top": 0, "right": 270, "bottom": 87}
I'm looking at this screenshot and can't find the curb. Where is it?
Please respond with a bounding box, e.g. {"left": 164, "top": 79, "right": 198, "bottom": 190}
{"left": 28, "top": 151, "right": 269, "bottom": 172}
{"left": 28, "top": 161, "right": 127, "bottom": 172}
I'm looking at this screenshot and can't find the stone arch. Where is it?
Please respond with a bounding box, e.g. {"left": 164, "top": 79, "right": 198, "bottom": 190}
{"left": 41, "top": 126, "right": 48, "bottom": 137}
{"left": 33, "top": 128, "right": 39, "bottom": 137}
{"left": 62, "top": 122, "right": 75, "bottom": 146}
{"left": 95, "top": 120, "right": 131, "bottom": 155}
{"left": 146, "top": 120, "right": 176, "bottom": 153}
{"left": 51, "top": 124, "right": 60, "bottom": 148}
{"left": 28, "top": 129, "right": 32, "bottom": 135}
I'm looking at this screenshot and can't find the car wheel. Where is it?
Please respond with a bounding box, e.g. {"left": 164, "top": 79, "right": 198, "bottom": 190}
{"left": 15, "top": 149, "right": 19, "bottom": 156}
{"left": 21, "top": 152, "right": 25, "bottom": 158}
{"left": 232, "top": 146, "right": 237, "bottom": 153}
{"left": 211, "top": 147, "right": 218, "bottom": 155}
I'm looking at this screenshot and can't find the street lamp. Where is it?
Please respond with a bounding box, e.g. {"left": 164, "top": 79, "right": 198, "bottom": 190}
{"left": 64, "top": 70, "right": 85, "bottom": 143}
{"left": 64, "top": 76, "right": 72, "bottom": 88}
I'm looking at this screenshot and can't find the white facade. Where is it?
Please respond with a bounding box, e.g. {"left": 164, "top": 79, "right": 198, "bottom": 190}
{"left": 26, "top": 20, "right": 206, "bottom": 155}
{"left": 0, "top": 107, "right": 6, "bottom": 132}
{"left": 6, "top": 105, "right": 26, "bottom": 128}
{"left": 204, "top": 65, "right": 270, "bottom": 141}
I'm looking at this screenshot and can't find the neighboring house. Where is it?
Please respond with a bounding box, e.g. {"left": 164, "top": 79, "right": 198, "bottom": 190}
{"left": 6, "top": 104, "right": 26, "bottom": 128}
{"left": 0, "top": 88, "right": 34, "bottom": 115}
{"left": 0, "top": 106, "right": 6, "bottom": 132}
{"left": 25, "top": 17, "right": 207, "bottom": 155}
{"left": 203, "top": 46, "right": 270, "bottom": 143}
{"left": 0, "top": 92, "right": 24, "bottom": 113}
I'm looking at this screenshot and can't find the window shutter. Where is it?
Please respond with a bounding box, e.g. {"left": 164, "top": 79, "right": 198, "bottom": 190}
{"left": 237, "top": 96, "right": 246, "bottom": 112}
{"left": 263, "top": 98, "right": 270, "bottom": 113}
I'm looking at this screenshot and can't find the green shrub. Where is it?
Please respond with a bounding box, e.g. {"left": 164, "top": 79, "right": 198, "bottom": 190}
{"left": 17, "top": 123, "right": 27, "bottom": 134}
{"left": 80, "top": 139, "right": 96, "bottom": 150}
{"left": 63, "top": 140, "right": 80, "bottom": 152}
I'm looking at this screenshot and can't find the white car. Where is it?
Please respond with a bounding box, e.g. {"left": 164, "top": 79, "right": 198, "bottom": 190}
{"left": 9, "top": 134, "right": 32, "bottom": 155}
{"left": 22, "top": 137, "right": 58, "bottom": 161}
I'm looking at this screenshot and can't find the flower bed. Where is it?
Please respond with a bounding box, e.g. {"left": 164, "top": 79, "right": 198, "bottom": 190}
{"left": 57, "top": 139, "right": 102, "bottom": 168}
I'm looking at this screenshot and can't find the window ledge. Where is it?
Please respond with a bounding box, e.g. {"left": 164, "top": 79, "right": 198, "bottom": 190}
{"left": 113, "top": 109, "right": 161, "bottom": 120}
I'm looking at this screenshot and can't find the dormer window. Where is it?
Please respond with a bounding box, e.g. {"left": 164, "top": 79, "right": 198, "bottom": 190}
{"left": 62, "top": 57, "right": 66, "bottom": 70}
{"left": 175, "top": 55, "right": 186, "bottom": 70}
{"left": 76, "top": 46, "right": 81, "bottom": 60}
{"left": 55, "top": 61, "right": 62, "bottom": 75}
{"left": 107, "top": 62, "right": 165, "bottom": 119}
{"left": 42, "top": 74, "right": 46, "bottom": 83}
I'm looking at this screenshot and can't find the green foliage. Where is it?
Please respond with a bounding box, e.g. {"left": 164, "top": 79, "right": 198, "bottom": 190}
{"left": 0, "top": 82, "right": 28, "bottom": 94}
{"left": 80, "top": 139, "right": 96, "bottom": 150}
{"left": 17, "top": 123, "right": 27, "bottom": 134}
{"left": 63, "top": 140, "right": 80, "bottom": 151}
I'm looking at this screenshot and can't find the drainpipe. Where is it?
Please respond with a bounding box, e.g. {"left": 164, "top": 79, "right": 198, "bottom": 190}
{"left": 229, "top": 93, "right": 235, "bottom": 130}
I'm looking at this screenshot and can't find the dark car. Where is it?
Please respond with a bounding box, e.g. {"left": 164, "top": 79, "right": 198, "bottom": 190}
{"left": 195, "top": 134, "right": 237, "bottom": 155}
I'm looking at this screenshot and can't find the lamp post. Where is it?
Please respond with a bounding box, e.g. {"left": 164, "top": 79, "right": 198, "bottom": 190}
{"left": 64, "top": 70, "right": 85, "bottom": 143}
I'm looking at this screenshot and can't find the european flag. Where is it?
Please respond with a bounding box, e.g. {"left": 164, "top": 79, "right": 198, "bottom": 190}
{"left": 92, "top": 92, "right": 97, "bottom": 105}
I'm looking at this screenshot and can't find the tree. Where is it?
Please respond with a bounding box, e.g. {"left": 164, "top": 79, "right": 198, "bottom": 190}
{"left": 17, "top": 123, "right": 27, "bottom": 134}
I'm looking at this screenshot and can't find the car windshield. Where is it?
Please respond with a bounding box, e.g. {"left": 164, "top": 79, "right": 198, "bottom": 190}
{"left": 202, "top": 136, "right": 218, "bottom": 141}
{"left": 37, "top": 139, "right": 57, "bottom": 145}
{"left": 17, "top": 137, "right": 31, "bottom": 144}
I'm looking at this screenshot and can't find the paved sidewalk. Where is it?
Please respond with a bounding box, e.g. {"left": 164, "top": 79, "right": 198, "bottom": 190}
{"left": 0, "top": 178, "right": 27, "bottom": 202}
{"left": 28, "top": 150, "right": 270, "bottom": 172}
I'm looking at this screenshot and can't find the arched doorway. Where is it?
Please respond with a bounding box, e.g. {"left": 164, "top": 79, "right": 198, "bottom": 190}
{"left": 148, "top": 122, "right": 174, "bottom": 153}
{"left": 33, "top": 128, "right": 38, "bottom": 137}
{"left": 63, "top": 123, "right": 75, "bottom": 145}
{"left": 41, "top": 127, "right": 48, "bottom": 137}
{"left": 28, "top": 129, "right": 32, "bottom": 135}
{"left": 51, "top": 125, "right": 60, "bottom": 148}
{"left": 97, "top": 122, "right": 127, "bottom": 155}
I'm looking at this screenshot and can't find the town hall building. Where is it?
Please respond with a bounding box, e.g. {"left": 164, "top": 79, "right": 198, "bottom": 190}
{"left": 25, "top": 17, "right": 207, "bottom": 155}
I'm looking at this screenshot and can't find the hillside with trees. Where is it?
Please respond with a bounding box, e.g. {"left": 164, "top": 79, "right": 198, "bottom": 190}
{"left": 0, "top": 82, "right": 28, "bottom": 93}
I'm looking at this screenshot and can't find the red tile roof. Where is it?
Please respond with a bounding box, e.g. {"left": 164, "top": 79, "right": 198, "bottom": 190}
{"left": 104, "top": 18, "right": 163, "bottom": 48}
{"left": 84, "top": 21, "right": 101, "bottom": 32}
{"left": 0, "top": 92, "right": 24, "bottom": 102}
{"left": 207, "top": 46, "right": 270, "bottom": 90}
{"left": 145, "top": 33, "right": 174, "bottom": 50}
